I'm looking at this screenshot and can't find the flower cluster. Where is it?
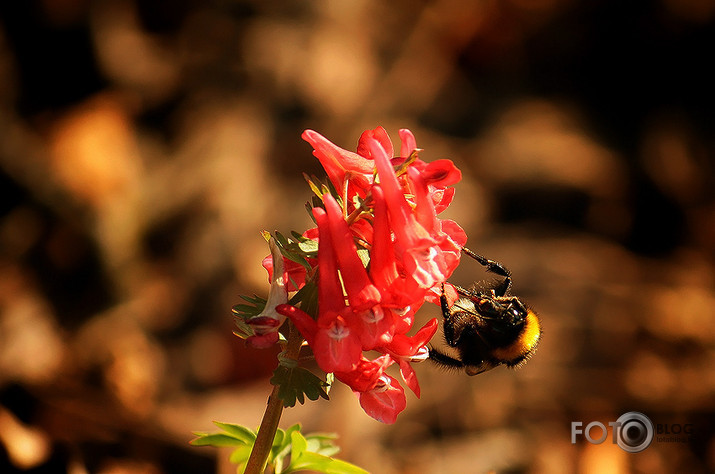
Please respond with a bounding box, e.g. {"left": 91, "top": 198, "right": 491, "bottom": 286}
{"left": 254, "top": 127, "right": 466, "bottom": 423}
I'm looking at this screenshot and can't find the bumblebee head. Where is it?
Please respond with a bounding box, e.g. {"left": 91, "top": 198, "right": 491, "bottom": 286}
{"left": 490, "top": 308, "right": 542, "bottom": 368}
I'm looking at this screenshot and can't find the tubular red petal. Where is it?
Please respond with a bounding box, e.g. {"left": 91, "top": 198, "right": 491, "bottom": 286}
{"left": 369, "top": 186, "right": 400, "bottom": 293}
{"left": 322, "top": 194, "right": 381, "bottom": 312}
{"left": 390, "top": 305, "right": 417, "bottom": 335}
{"left": 314, "top": 316, "right": 361, "bottom": 373}
{"left": 407, "top": 167, "right": 439, "bottom": 234}
{"left": 440, "top": 219, "right": 467, "bottom": 247}
{"left": 276, "top": 304, "right": 317, "bottom": 347}
{"left": 370, "top": 188, "right": 429, "bottom": 304}
{"left": 424, "top": 282, "right": 459, "bottom": 306}
{"left": 432, "top": 186, "right": 455, "bottom": 214}
{"left": 357, "top": 126, "right": 394, "bottom": 159}
{"left": 335, "top": 355, "right": 392, "bottom": 392}
{"left": 302, "top": 129, "right": 374, "bottom": 174}
{"left": 387, "top": 318, "right": 439, "bottom": 356}
{"left": 436, "top": 220, "right": 467, "bottom": 280}
{"left": 371, "top": 138, "right": 431, "bottom": 247}
{"left": 358, "top": 375, "right": 406, "bottom": 424}
{"left": 398, "top": 129, "right": 417, "bottom": 158}
{"left": 302, "top": 129, "right": 373, "bottom": 195}
{"left": 383, "top": 318, "right": 438, "bottom": 398}
{"left": 421, "top": 159, "right": 462, "bottom": 187}
{"left": 356, "top": 306, "right": 395, "bottom": 350}
{"left": 395, "top": 358, "right": 420, "bottom": 398}
{"left": 313, "top": 207, "right": 347, "bottom": 316}
{"left": 403, "top": 245, "right": 447, "bottom": 289}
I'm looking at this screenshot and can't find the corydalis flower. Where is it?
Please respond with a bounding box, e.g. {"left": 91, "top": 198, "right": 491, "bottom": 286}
{"left": 273, "top": 127, "right": 466, "bottom": 423}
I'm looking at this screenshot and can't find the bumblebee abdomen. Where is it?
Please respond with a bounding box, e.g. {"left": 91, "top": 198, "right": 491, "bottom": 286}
{"left": 490, "top": 309, "right": 542, "bottom": 366}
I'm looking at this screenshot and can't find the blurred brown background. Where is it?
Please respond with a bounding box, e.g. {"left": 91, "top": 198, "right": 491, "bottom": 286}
{"left": 1, "top": 1, "right": 714, "bottom": 473}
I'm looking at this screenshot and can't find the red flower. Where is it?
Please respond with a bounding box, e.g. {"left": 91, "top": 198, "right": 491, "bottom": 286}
{"left": 270, "top": 127, "right": 467, "bottom": 423}
{"left": 335, "top": 354, "right": 392, "bottom": 392}
{"left": 358, "top": 375, "right": 407, "bottom": 424}
{"left": 301, "top": 129, "right": 374, "bottom": 205}
{"left": 314, "top": 315, "right": 362, "bottom": 373}
{"left": 381, "top": 318, "right": 439, "bottom": 398}
{"left": 397, "top": 129, "right": 417, "bottom": 158}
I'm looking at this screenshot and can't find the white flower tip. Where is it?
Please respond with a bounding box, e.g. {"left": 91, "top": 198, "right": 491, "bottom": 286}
{"left": 264, "top": 237, "right": 288, "bottom": 310}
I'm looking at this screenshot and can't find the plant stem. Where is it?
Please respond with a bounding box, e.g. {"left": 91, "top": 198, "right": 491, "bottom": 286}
{"left": 244, "top": 323, "right": 303, "bottom": 474}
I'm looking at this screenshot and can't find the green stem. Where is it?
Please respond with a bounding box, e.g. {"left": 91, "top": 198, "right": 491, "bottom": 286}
{"left": 244, "top": 323, "right": 303, "bottom": 474}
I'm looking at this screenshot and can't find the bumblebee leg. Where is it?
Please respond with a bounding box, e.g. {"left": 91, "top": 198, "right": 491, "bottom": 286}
{"left": 440, "top": 284, "right": 462, "bottom": 347}
{"left": 428, "top": 347, "right": 465, "bottom": 370}
{"left": 461, "top": 247, "right": 512, "bottom": 297}
{"left": 440, "top": 283, "right": 450, "bottom": 316}
{"left": 442, "top": 284, "right": 457, "bottom": 346}
{"left": 453, "top": 285, "right": 474, "bottom": 297}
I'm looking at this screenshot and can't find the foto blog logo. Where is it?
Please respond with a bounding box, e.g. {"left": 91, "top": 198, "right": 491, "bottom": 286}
{"left": 571, "top": 412, "right": 654, "bottom": 453}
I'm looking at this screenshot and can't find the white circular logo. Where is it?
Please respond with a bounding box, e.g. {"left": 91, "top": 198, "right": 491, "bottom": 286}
{"left": 615, "top": 412, "right": 654, "bottom": 453}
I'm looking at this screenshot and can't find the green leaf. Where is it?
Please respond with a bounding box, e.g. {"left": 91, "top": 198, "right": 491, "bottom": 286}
{"left": 324, "top": 177, "right": 340, "bottom": 201}
{"left": 232, "top": 303, "right": 264, "bottom": 316}
{"left": 288, "top": 278, "right": 318, "bottom": 319}
{"left": 194, "top": 422, "right": 370, "bottom": 474}
{"left": 284, "top": 252, "right": 313, "bottom": 273}
{"left": 305, "top": 201, "right": 317, "bottom": 224}
{"left": 233, "top": 327, "right": 252, "bottom": 341}
{"left": 269, "top": 231, "right": 316, "bottom": 273}
{"left": 304, "top": 432, "right": 337, "bottom": 441}
{"left": 305, "top": 432, "right": 340, "bottom": 457}
{"left": 290, "top": 230, "right": 306, "bottom": 242}
{"left": 287, "top": 451, "right": 369, "bottom": 474}
{"left": 274, "top": 231, "right": 291, "bottom": 248}
{"left": 283, "top": 424, "right": 302, "bottom": 446}
{"left": 271, "top": 366, "right": 330, "bottom": 408}
{"left": 271, "top": 428, "right": 285, "bottom": 456}
{"left": 303, "top": 173, "right": 324, "bottom": 198}
{"left": 272, "top": 423, "right": 302, "bottom": 470}
{"left": 232, "top": 295, "right": 267, "bottom": 320}
{"left": 189, "top": 433, "right": 248, "bottom": 447}
{"left": 190, "top": 422, "right": 258, "bottom": 449}
{"left": 297, "top": 238, "right": 318, "bottom": 255}
{"left": 324, "top": 457, "right": 371, "bottom": 474}
{"left": 212, "top": 422, "right": 256, "bottom": 444}
{"left": 290, "top": 431, "right": 308, "bottom": 460}
{"left": 240, "top": 294, "right": 268, "bottom": 305}
{"left": 324, "top": 373, "right": 334, "bottom": 396}
{"left": 269, "top": 428, "right": 288, "bottom": 474}
{"left": 229, "top": 445, "right": 252, "bottom": 465}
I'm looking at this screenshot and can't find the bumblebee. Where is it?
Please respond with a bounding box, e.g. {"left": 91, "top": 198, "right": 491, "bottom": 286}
{"left": 429, "top": 247, "right": 542, "bottom": 375}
